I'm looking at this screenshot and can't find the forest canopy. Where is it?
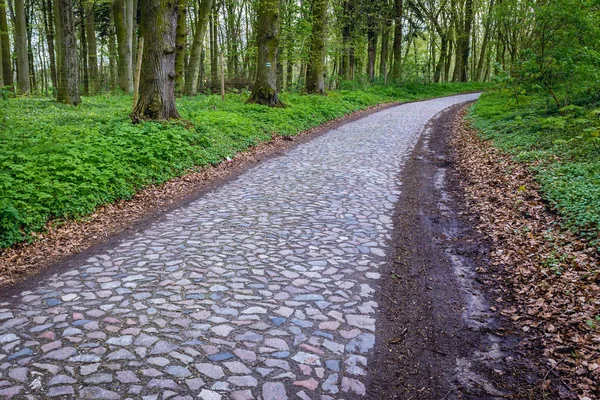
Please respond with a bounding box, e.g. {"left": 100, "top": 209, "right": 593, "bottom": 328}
{"left": 0, "top": 0, "right": 596, "bottom": 110}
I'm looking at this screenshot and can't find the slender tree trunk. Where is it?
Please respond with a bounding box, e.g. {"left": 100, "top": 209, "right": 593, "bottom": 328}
{"left": 379, "top": 19, "right": 390, "bottom": 78}
{"left": 305, "top": 0, "right": 326, "bottom": 94}
{"left": 113, "top": 0, "right": 133, "bottom": 92}
{"left": 131, "top": 0, "right": 180, "bottom": 120}
{"left": 391, "top": 0, "right": 403, "bottom": 80}
{"left": 174, "top": 0, "right": 186, "bottom": 95}
{"left": 475, "top": 0, "right": 494, "bottom": 81}
{"left": 14, "top": 0, "right": 30, "bottom": 93}
{"left": 183, "top": 0, "right": 213, "bottom": 96}
{"left": 85, "top": 2, "right": 99, "bottom": 93}
{"left": 25, "top": 3, "right": 35, "bottom": 91}
{"left": 108, "top": 8, "right": 118, "bottom": 91}
{"left": 210, "top": 5, "right": 218, "bottom": 89}
{"left": 54, "top": 0, "right": 81, "bottom": 104}
{"left": 0, "top": 0, "right": 10, "bottom": 86}
{"left": 340, "top": 0, "right": 353, "bottom": 80}
{"left": 41, "top": 0, "right": 57, "bottom": 88}
{"left": 460, "top": 0, "right": 473, "bottom": 82}
{"left": 285, "top": 44, "right": 293, "bottom": 91}
{"left": 79, "top": 4, "right": 89, "bottom": 95}
{"left": 248, "top": 0, "right": 282, "bottom": 106}
{"left": 434, "top": 34, "right": 447, "bottom": 83}
{"left": 367, "top": 26, "right": 376, "bottom": 81}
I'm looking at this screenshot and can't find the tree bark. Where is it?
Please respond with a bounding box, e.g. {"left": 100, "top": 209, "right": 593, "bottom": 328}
{"left": 0, "top": 0, "right": 11, "bottom": 87}
{"left": 14, "top": 0, "right": 30, "bottom": 93}
{"left": 367, "top": 26, "right": 376, "bottom": 81}
{"left": 340, "top": 0, "right": 353, "bottom": 80}
{"left": 209, "top": 6, "right": 218, "bottom": 89}
{"left": 113, "top": 0, "right": 133, "bottom": 92}
{"left": 247, "top": 0, "right": 282, "bottom": 106}
{"left": 174, "top": 0, "right": 186, "bottom": 95}
{"left": 183, "top": 0, "right": 213, "bottom": 96}
{"left": 460, "top": 0, "right": 473, "bottom": 82}
{"left": 390, "top": 0, "right": 403, "bottom": 80}
{"left": 130, "top": 0, "right": 180, "bottom": 121}
{"left": 305, "top": 0, "right": 326, "bottom": 94}
{"left": 54, "top": 0, "right": 81, "bottom": 104}
{"left": 379, "top": 18, "right": 390, "bottom": 78}
{"left": 41, "top": 0, "right": 57, "bottom": 89}
{"left": 85, "top": 2, "right": 99, "bottom": 93}
{"left": 79, "top": 4, "right": 89, "bottom": 95}
{"left": 108, "top": 9, "right": 118, "bottom": 90}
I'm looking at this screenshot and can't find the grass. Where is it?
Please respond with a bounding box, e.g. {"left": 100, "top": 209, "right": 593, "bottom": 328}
{"left": 0, "top": 82, "right": 487, "bottom": 249}
{"left": 469, "top": 89, "right": 600, "bottom": 246}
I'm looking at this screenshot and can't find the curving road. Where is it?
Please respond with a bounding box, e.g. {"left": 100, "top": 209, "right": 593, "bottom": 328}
{"left": 0, "top": 93, "right": 479, "bottom": 399}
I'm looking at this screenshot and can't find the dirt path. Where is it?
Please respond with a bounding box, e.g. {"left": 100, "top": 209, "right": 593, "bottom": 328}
{"left": 367, "top": 104, "right": 571, "bottom": 399}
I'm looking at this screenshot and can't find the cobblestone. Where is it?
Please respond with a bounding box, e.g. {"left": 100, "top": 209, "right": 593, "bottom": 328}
{"left": 0, "top": 94, "right": 478, "bottom": 398}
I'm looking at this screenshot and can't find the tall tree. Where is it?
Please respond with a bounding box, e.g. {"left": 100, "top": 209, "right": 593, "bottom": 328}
{"left": 174, "top": 0, "right": 186, "bottom": 95}
{"left": 54, "top": 0, "right": 81, "bottom": 104}
{"left": 42, "top": 0, "right": 57, "bottom": 88}
{"left": 183, "top": 0, "right": 213, "bottom": 96}
{"left": 14, "top": 0, "right": 31, "bottom": 93}
{"left": 0, "top": 0, "right": 10, "bottom": 87}
{"left": 305, "top": 0, "right": 326, "bottom": 94}
{"left": 113, "top": 0, "right": 134, "bottom": 92}
{"left": 459, "top": 0, "right": 473, "bottom": 81}
{"left": 85, "top": 1, "right": 99, "bottom": 93}
{"left": 131, "top": 0, "right": 180, "bottom": 120}
{"left": 247, "top": 0, "right": 282, "bottom": 106}
{"left": 390, "top": 0, "right": 403, "bottom": 79}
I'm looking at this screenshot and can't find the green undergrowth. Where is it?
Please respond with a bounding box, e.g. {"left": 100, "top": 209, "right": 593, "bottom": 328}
{"left": 469, "top": 89, "right": 600, "bottom": 247}
{"left": 0, "top": 82, "right": 487, "bottom": 249}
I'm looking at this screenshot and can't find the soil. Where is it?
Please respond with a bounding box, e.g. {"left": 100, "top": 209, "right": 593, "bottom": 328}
{"left": 366, "top": 104, "right": 574, "bottom": 399}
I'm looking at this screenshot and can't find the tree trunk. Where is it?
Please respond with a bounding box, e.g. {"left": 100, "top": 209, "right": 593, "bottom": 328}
{"left": 475, "top": 0, "right": 494, "bottom": 81}
{"left": 85, "top": 2, "right": 99, "bottom": 93}
{"left": 108, "top": 8, "right": 118, "bottom": 91}
{"left": 79, "top": 4, "right": 89, "bottom": 95}
{"left": 434, "top": 33, "right": 447, "bottom": 83}
{"left": 0, "top": 0, "right": 13, "bottom": 86}
{"left": 113, "top": 0, "right": 133, "bottom": 92}
{"left": 210, "top": 6, "right": 218, "bottom": 89}
{"left": 248, "top": 0, "right": 282, "bottom": 106}
{"left": 460, "top": 0, "right": 473, "bottom": 82}
{"left": 379, "top": 18, "right": 390, "bottom": 78}
{"left": 54, "top": 0, "right": 81, "bottom": 104}
{"left": 285, "top": 44, "right": 293, "bottom": 90}
{"left": 367, "top": 26, "right": 376, "bottom": 81}
{"left": 14, "top": 0, "right": 30, "bottom": 93}
{"left": 390, "top": 0, "right": 403, "bottom": 80}
{"left": 183, "top": 0, "right": 213, "bottom": 96}
{"left": 305, "top": 0, "right": 326, "bottom": 94}
{"left": 131, "top": 0, "right": 179, "bottom": 121}
{"left": 41, "top": 0, "right": 57, "bottom": 89}
{"left": 0, "top": 0, "right": 11, "bottom": 87}
{"left": 340, "top": 0, "right": 353, "bottom": 80}
{"left": 25, "top": 3, "right": 36, "bottom": 91}
{"left": 174, "top": 0, "right": 186, "bottom": 95}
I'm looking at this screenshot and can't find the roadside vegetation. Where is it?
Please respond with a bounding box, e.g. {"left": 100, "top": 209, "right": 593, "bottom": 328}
{"left": 470, "top": 91, "right": 600, "bottom": 248}
{"left": 0, "top": 82, "right": 486, "bottom": 249}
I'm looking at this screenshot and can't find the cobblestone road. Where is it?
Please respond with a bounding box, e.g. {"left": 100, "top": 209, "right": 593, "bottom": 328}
{"left": 0, "top": 94, "right": 479, "bottom": 399}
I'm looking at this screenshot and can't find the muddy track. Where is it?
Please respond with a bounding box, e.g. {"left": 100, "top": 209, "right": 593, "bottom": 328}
{"left": 367, "top": 104, "right": 569, "bottom": 399}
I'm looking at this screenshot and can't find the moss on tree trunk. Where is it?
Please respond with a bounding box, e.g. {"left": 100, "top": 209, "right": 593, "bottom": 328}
{"left": 305, "top": 0, "right": 326, "bottom": 95}
{"left": 247, "top": 0, "right": 283, "bottom": 107}
{"left": 130, "top": 0, "right": 180, "bottom": 121}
